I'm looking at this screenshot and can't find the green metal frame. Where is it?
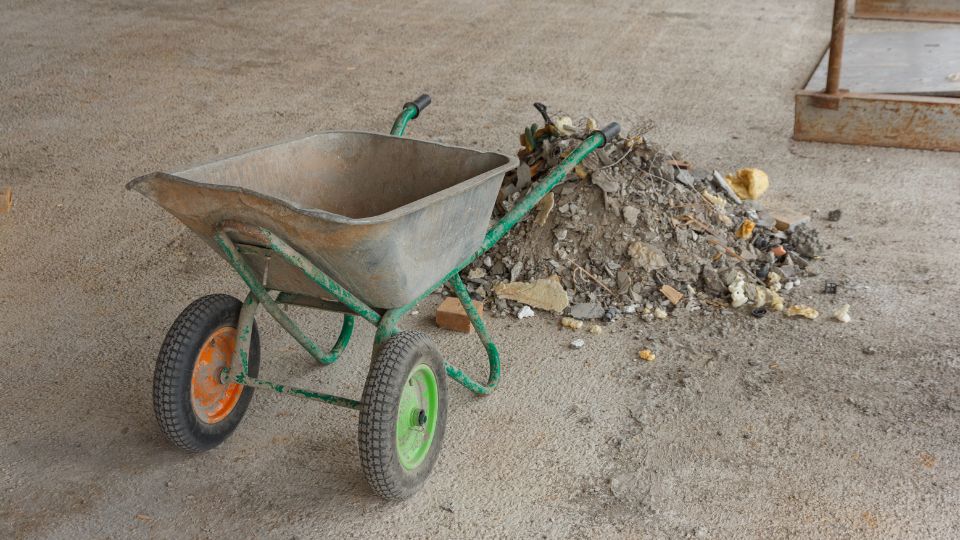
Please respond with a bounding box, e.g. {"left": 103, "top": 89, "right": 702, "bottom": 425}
{"left": 213, "top": 101, "right": 608, "bottom": 409}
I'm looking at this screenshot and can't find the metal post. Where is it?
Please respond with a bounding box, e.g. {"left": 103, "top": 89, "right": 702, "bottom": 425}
{"left": 825, "top": 0, "right": 848, "bottom": 95}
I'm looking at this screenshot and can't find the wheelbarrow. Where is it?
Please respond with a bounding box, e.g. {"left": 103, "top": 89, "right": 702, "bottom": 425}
{"left": 128, "top": 94, "right": 620, "bottom": 499}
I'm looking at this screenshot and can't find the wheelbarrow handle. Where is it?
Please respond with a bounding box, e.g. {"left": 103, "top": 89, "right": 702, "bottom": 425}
{"left": 404, "top": 94, "right": 432, "bottom": 118}
{"left": 592, "top": 122, "right": 621, "bottom": 147}
{"left": 391, "top": 94, "right": 431, "bottom": 137}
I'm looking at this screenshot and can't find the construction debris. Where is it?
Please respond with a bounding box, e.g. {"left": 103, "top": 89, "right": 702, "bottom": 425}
{"left": 517, "top": 305, "right": 535, "bottom": 319}
{"left": 435, "top": 297, "right": 482, "bottom": 333}
{"left": 492, "top": 276, "right": 569, "bottom": 313}
{"left": 466, "top": 105, "right": 830, "bottom": 322}
{"left": 833, "top": 304, "right": 851, "bottom": 323}
{"left": 786, "top": 305, "right": 819, "bottom": 319}
{"left": 1, "top": 187, "right": 11, "bottom": 212}
{"left": 561, "top": 316, "right": 584, "bottom": 330}
{"left": 725, "top": 168, "right": 769, "bottom": 200}
{"left": 659, "top": 284, "right": 684, "bottom": 305}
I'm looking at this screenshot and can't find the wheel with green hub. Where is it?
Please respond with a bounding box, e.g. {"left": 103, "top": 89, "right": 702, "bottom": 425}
{"left": 358, "top": 331, "right": 447, "bottom": 499}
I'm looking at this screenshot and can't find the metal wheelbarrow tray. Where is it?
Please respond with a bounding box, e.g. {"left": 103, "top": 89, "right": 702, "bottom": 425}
{"left": 129, "top": 94, "right": 620, "bottom": 499}
{"left": 129, "top": 130, "right": 516, "bottom": 309}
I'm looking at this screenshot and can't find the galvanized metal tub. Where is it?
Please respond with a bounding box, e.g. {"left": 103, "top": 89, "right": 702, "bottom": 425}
{"left": 128, "top": 131, "right": 518, "bottom": 309}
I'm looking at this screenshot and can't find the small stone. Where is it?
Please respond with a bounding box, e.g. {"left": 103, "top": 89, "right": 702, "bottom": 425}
{"left": 570, "top": 338, "right": 586, "bottom": 350}
{"left": 791, "top": 225, "right": 825, "bottom": 258}
{"left": 622, "top": 206, "right": 640, "bottom": 226}
{"left": 561, "top": 317, "right": 584, "bottom": 330}
{"left": 627, "top": 242, "right": 668, "bottom": 271}
{"left": 833, "top": 304, "right": 851, "bottom": 323}
{"left": 588, "top": 324, "right": 603, "bottom": 335}
{"left": 517, "top": 305, "right": 535, "bottom": 319}
{"left": 653, "top": 307, "right": 667, "bottom": 319}
{"left": 826, "top": 209, "right": 842, "bottom": 222}
{"left": 862, "top": 346, "right": 878, "bottom": 355}
{"left": 467, "top": 267, "right": 487, "bottom": 280}
{"left": 638, "top": 349, "right": 656, "bottom": 362}
{"left": 570, "top": 302, "right": 605, "bottom": 320}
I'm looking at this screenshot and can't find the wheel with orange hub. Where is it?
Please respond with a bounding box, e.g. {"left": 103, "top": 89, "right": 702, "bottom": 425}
{"left": 153, "top": 294, "right": 260, "bottom": 452}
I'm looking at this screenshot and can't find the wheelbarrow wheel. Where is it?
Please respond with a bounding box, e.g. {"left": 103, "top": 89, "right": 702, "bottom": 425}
{"left": 153, "top": 294, "right": 260, "bottom": 452}
{"left": 359, "top": 331, "right": 447, "bottom": 499}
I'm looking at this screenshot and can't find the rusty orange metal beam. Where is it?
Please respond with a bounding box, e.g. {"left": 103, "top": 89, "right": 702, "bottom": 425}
{"left": 794, "top": 90, "right": 960, "bottom": 152}
{"left": 854, "top": 0, "right": 960, "bottom": 23}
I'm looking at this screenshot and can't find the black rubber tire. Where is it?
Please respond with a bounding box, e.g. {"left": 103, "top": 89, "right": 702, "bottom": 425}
{"left": 153, "top": 294, "right": 260, "bottom": 452}
{"left": 358, "top": 331, "right": 448, "bottom": 500}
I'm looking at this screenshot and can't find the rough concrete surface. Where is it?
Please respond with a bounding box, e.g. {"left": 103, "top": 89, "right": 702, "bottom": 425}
{"left": 2, "top": 1, "right": 959, "bottom": 538}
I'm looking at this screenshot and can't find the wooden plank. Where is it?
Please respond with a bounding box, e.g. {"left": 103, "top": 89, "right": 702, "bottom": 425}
{"left": 855, "top": 0, "right": 960, "bottom": 23}
{"left": 793, "top": 90, "right": 960, "bottom": 152}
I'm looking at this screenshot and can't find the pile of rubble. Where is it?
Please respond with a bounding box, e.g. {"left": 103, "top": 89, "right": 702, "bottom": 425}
{"left": 460, "top": 105, "right": 830, "bottom": 322}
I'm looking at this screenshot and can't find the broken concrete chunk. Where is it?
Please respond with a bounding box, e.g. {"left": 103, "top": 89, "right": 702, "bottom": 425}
{"left": 790, "top": 225, "right": 825, "bottom": 258}
{"left": 517, "top": 305, "right": 535, "bottom": 319}
{"left": 493, "top": 275, "right": 569, "bottom": 313}
{"left": 728, "top": 273, "right": 748, "bottom": 308}
{"left": 770, "top": 207, "right": 811, "bottom": 232}
{"left": 534, "top": 192, "right": 554, "bottom": 226}
{"left": 467, "top": 267, "right": 487, "bottom": 280}
{"left": 510, "top": 261, "right": 524, "bottom": 282}
{"left": 833, "top": 304, "right": 851, "bottom": 323}
{"left": 592, "top": 173, "right": 620, "bottom": 193}
{"left": 724, "top": 168, "right": 769, "bottom": 200}
{"left": 627, "top": 242, "right": 668, "bottom": 271}
{"left": 569, "top": 302, "right": 605, "bottom": 320}
{"left": 675, "top": 169, "right": 696, "bottom": 188}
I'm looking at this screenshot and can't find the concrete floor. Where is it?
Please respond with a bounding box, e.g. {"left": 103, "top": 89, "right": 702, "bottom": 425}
{"left": 2, "top": 1, "right": 959, "bottom": 538}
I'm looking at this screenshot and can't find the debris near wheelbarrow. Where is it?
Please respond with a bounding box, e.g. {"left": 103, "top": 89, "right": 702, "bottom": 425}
{"left": 0, "top": 187, "right": 12, "bottom": 212}
{"left": 436, "top": 297, "right": 483, "bottom": 334}
{"left": 466, "top": 104, "right": 831, "bottom": 321}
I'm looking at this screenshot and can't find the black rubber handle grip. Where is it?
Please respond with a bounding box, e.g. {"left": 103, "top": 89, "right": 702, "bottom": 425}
{"left": 404, "top": 94, "right": 432, "bottom": 118}
{"left": 593, "top": 122, "right": 621, "bottom": 146}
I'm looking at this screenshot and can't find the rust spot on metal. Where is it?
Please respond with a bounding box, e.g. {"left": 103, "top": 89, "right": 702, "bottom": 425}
{"left": 854, "top": 0, "right": 960, "bottom": 23}
{"left": 794, "top": 90, "right": 960, "bottom": 152}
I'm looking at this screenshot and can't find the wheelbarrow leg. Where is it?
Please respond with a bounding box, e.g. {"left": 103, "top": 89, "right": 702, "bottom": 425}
{"left": 214, "top": 230, "right": 354, "bottom": 366}
{"left": 443, "top": 274, "right": 500, "bottom": 395}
